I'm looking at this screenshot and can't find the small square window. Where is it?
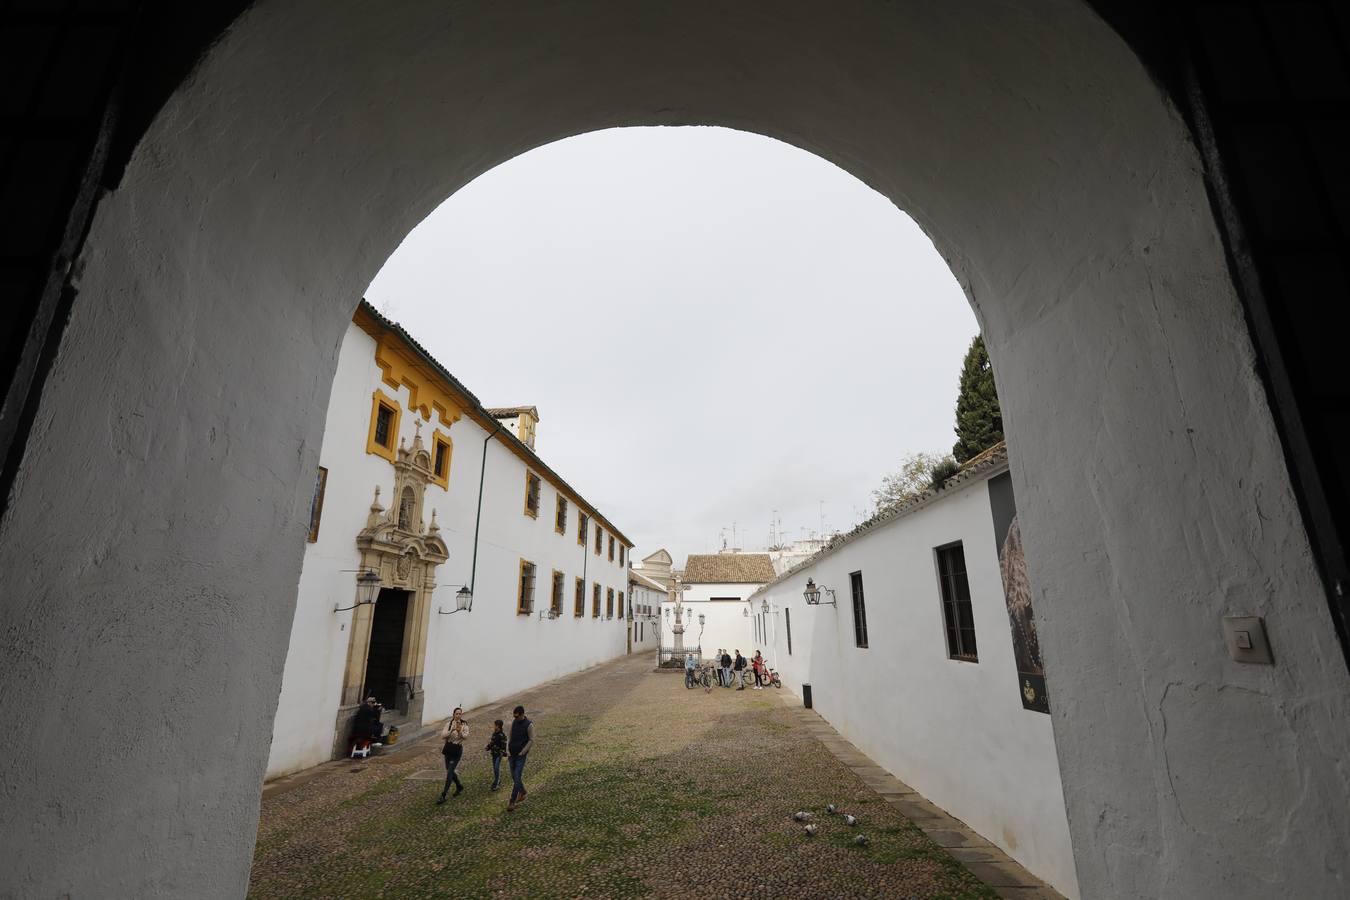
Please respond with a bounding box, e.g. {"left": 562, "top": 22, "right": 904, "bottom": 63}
{"left": 374, "top": 405, "right": 394, "bottom": 448}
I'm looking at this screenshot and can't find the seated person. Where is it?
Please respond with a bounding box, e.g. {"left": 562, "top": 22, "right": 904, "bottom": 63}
{"left": 353, "top": 696, "right": 385, "bottom": 744}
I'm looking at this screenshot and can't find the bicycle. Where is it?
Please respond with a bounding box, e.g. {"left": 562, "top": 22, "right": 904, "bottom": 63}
{"left": 684, "top": 664, "right": 713, "bottom": 690}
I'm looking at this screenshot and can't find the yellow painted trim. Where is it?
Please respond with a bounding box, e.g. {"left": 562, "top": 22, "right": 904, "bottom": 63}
{"left": 577, "top": 512, "right": 588, "bottom": 547}
{"left": 354, "top": 307, "right": 634, "bottom": 545}
{"left": 523, "top": 470, "right": 540, "bottom": 519}
{"left": 608, "top": 534, "right": 615, "bottom": 562}
{"left": 592, "top": 582, "right": 601, "bottom": 618}
{"left": 594, "top": 526, "right": 603, "bottom": 556}
{"left": 606, "top": 587, "right": 615, "bottom": 619}
{"left": 517, "top": 558, "right": 535, "bottom": 615}
{"left": 574, "top": 576, "right": 585, "bottom": 618}
{"left": 618, "top": 591, "right": 625, "bottom": 619}
{"left": 430, "top": 429, "right": 453, "bottom": 489}
{"left": 366, "top": 391, "right": 401, "bottom": 463}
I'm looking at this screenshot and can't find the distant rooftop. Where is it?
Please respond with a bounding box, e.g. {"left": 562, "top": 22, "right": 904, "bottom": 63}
{"left": 682, "top": 553, "right": 776, "bottom": 584}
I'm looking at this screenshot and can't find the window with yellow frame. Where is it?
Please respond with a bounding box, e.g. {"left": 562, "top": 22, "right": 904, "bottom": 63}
{"left": 366, "top": 391, "right": 401, "bottom": 462}
{"left": 578, "top": 512, "right": 589, "bottom": 546}
{"left": 608, "top": 534, "right": 615, "bottom": 562}
{"left": 550, "top": 570, "right": 565, "bottom": 617}
{"left": 523, "top": 471, "right": 541, "bottom": 518}
{"left": 594, "top": 525, "right": 603, "bottom": 555}
{"left": 430, "top": 430, "right": 452, "bottom": 488}
{"left": 592, "top": 582, "right": 601, "bottom": 618}
{"left": 606, "top": 587, "right": 614, "bottom": 619}
{"left": 517, "top": 560, "right": 536, "bottom": 614}
{"left": 555, "top": 495, "right": 568, "bottom": 535}
{"left": 574, "top": 577, "right": 585, "bottom": 617}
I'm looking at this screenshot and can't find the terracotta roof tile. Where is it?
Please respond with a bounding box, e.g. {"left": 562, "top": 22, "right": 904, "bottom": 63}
{"left": 682, "top": 553, "right": 776, "bottom": 584}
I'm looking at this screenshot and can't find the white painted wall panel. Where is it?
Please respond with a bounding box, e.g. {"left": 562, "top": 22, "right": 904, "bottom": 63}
{"left": 752, "top": 475, "right": 1078, "bottom": 898}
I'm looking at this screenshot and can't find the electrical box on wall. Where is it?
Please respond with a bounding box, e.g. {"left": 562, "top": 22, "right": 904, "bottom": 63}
{"left": 1222, "top": 615, "right": 1274, "bottom": 665}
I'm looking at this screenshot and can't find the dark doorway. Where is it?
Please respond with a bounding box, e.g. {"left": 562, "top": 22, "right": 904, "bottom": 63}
{"left": 363, "top": 589, "right": 409, "bottom": 710}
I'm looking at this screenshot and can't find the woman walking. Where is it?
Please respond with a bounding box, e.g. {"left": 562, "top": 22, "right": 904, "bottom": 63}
{"left": 484, "top": 719, "right": 508, "bottom": 791}
{"left": 436, "top": 707, "right": 469, "bottom": 804}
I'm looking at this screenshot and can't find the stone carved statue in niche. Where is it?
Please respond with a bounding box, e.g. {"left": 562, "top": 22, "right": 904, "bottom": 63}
{"left": 356, "top": 422, "right": 448, "bottom": 587}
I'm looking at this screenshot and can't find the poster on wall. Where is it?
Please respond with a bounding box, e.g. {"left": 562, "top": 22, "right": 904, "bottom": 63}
{"left": 987, "top": 473, "right": 1050, "bottom": 714}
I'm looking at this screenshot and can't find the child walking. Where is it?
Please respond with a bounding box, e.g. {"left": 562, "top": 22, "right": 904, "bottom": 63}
{"left": 485, "top": 719, "right": 508, "bottom": 791}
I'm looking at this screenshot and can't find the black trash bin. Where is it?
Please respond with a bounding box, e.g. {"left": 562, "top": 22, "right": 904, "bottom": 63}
{"left": 802, "top": 683, "right": 813, "bottom": 709}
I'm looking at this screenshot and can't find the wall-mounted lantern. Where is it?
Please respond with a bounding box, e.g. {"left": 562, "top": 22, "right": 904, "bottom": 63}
{"left": 804, "top": 578, "right": 836, "bottom": 606}
{"left": 437, "top": 585, "right": 474, "bottom": 615}
{"left": 335, "top": 568, "right": 382, "bottom": 612}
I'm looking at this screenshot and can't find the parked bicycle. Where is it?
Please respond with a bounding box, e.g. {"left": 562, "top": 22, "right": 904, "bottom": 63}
{"left": 684, "top": 663, "right": 713, "bottom": 690}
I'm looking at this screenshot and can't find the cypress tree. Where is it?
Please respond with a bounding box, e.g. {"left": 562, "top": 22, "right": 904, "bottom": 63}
{"left": 952, "top": 335, "right": 1004, "bottom": 464}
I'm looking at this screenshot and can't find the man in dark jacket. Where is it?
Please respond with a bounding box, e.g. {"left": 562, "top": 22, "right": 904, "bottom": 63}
{"left": 353, "top": 696, "right": 384, "bottom": 742}
{"left": 507, "top": 705, "right": 535, "bottom": 811}
{"left": 733, "top": 650, "right": 747, "bottom": 690}
{"left": 721, "top": 650, "right": 733, "bottom": 688}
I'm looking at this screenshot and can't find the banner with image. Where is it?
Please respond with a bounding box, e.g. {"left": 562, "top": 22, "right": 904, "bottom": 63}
{"left": 987, "top": 473, "right": 1049, "bottom": 714}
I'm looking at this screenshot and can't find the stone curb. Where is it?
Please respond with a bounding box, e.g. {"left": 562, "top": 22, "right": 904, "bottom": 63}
{"left": 773, "top": 691, "right": 1067, "bottom": 900}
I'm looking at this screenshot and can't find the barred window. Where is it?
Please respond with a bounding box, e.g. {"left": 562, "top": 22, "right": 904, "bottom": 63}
{"left": 936, "top": 543, "right": 978, "bottom": 661}
{"left": 517, "top": 560, "right": 536, "bottom": 614}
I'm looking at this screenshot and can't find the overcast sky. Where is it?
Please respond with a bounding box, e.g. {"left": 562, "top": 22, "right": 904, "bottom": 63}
{"left": 366, "top": 126, "right": 977, "bottom": 568}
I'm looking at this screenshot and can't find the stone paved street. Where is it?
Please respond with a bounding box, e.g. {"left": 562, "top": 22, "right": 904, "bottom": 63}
{"left": 250, "top": 653, "right": 999, "bottom": 899}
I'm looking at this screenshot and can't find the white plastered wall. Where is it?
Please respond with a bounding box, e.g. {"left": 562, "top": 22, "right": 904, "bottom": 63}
{"left": 1, "top": 1, "right": 1346, "bottom": 896}
{"left": 267, "top": 324, "right": 631, "bottom": 778}
{"left": 671, "top": 582, "right": 762, "bottom": 661}
{"left": 754, "top": 473, "right": 1077, "bottom": 897}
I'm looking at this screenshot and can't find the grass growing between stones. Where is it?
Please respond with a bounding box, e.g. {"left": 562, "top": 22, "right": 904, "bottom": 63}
{"left": 250, "top": 656, "right": 999, "bottom": 898}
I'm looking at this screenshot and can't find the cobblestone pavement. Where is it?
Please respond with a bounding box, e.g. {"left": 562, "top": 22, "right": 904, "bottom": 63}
{"left": 250, "top": 653, "right": 999, "bottom": 899}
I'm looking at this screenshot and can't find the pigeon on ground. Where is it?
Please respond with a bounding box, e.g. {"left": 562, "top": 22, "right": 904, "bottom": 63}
{"left": 792, "top": 811, "right": 814, "bottom": 822}
{"left": 843, "top": 814, "right": 858, "bottom": 826}
{"left": 804, "top": 824, "right": 818, "bottom": 837}
{"left": 826, "top": 804, "right": 837, "bottom": 814}
{"left": 853, "top": 834, "right": 869, "bottom": 846}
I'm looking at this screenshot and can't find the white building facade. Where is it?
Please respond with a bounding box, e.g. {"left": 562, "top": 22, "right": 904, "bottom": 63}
{"left": 665, "top": 553, "right": 774, "bottom": 661}
{"left": 748, "top": 446, "right": 1078, "bottom": 898}
{"left": 628, "top": 568, "right": 666, "bottom": 653}
{"left": 267, "top": 303, "right": 632, "bottom": 779}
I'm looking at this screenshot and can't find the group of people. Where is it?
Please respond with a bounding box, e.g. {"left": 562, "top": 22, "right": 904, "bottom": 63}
{"left": 684, "top": 649, "right": 772, "bottom": 690}
{"left": 437, "top": 704, "right": 536, "bottom": 812}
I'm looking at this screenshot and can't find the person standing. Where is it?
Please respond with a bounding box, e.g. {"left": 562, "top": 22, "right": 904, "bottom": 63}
{"left": 436, "top": 707, "right": 468, "bottom": 804}
{"left": 752, "top": 651, "right": 765, "bottom": 690}
{"left": 683, "top": 652, "right": 697, "bottom": 688}
{"left": 484, "top": 719, "right": 507, "bottom": 791}
{"left": 721, "top": 649, "right": 733, "bottom": 688}
{"left": 507, "top": 705, "right": 535, "bottom": 811}
{"left": 733, "top": 650, "right": 747, "bottom": 690}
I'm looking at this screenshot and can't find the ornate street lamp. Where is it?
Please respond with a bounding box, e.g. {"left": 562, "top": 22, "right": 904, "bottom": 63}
{"left": 334, "top": 568, "right": 382, "bottom": 612}
{"left": 437, "top": 585, "right": 474, "bottom": 615}
{"left": 804, "top": 578, "right": 836, "bottom": 606}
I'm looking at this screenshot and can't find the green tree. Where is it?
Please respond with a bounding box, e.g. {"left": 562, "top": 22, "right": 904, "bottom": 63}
{"left": 872, "top": 451, "right": 955, "bottom": 514}
{"left": 952, "top": 335, "right": 1003, "bottom": 464}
